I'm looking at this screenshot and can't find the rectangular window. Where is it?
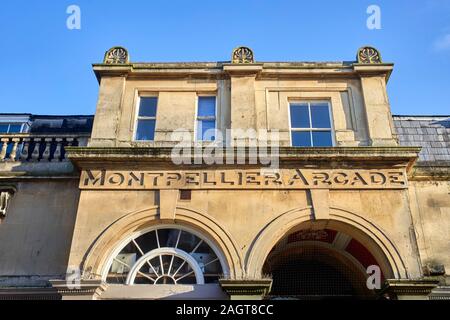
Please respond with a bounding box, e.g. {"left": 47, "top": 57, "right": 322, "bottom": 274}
{"left": 0, "top": 123, "right": 25, "bottom": 159}
{"left": 135, "top": 97, "right": 158, "bottom": 141}
{"left": 196, "top": 96, "right": 217, "bottom": 141}
{"left": 290, "top": 101, "right": 333, "bottom": 147}
{"left": 0, "top": 123, "right": 23, "bottom": 133}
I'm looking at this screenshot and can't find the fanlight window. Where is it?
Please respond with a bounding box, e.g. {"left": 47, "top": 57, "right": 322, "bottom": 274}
{"left": 105, "top": 227, "right": 224, "bottom": 285}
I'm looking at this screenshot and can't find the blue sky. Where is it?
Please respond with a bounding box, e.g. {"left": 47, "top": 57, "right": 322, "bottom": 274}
{"left": 1, "top": 0, "right": 449, "bottom": 115}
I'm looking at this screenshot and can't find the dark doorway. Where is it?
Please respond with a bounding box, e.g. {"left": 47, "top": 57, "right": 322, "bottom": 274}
{"left": 268, "top": 258, "right": 358, "bottom": 299}
{"left": 263, "top": 241, "right": 375, "bottom": 300}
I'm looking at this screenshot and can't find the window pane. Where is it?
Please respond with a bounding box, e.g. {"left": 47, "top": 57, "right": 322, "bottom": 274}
{"left": 292, "top": 131, "right": 311, "bottom": 147}
{"left": 0, "top": 124, "right": 9, "bottom": 133}
{"left": 136, "top": 120, "right": 156, "bottom": 141}
{"left": 312, "top": 131, "right": 333, "bottom": 147}
{"left": 197, "top": 120, "right": 216, "bottom": 141}
{"left": 8, "top": 124, "right": 22, "bottom": 133}
{"left": 198, "top": 97, "right": 216, "bottom": 117}
{"left": 290, "top": 104, "right": 310, "bottom": 128}
{"left": 311, "top": 103, "right": 331, "bottom": 128}
{"left": 138, "top": 97, "right": 158, "bottom": 117}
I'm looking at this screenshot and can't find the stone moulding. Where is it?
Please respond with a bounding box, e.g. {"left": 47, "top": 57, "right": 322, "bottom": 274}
{"left": 92, "top": 61, "right": 395, "bottom": 83}
{"left": 219, "top": 279, "right": 273, "bottom": 300}
{"left": 0, "top": 288, "right": 60, "bottom": 301}
{"left": 50, "top": 280, "right": 107, "bottom": 300}
{"left": 382, "top": 279, "right": 440, "bottom": 298}
{"left": 65, "top": 146, "right": 421, "bottom": 170}
{"left": 409, "top": 165, "right": 450, "bottom": 181}
{"left": 430, "top": 286, "right": 450, "bottom": 300}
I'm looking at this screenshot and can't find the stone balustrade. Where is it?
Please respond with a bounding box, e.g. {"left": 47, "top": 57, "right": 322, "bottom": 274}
{"left": 0, "top": 134, "right": 89, "bottom": 162}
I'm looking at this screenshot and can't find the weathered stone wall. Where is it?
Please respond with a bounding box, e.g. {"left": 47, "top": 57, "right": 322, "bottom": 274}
{"left": 408, "top": 180, "right": 450, "bottom": 274}
{"left": 89, "top": 64, "right": 395, "bottom": 148}
{"left": 68, "top": 185, "right": 422, "bottom": 281}
{"left": 0, "top": 180, "right": 80, "bottom": 287}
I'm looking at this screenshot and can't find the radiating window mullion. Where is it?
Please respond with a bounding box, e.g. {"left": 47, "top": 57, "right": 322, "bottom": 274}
{"left": 107, "top": 227, "right": 224, "bottom": 285}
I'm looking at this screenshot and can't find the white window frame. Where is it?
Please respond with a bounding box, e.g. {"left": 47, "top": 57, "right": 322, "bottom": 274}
{"left": 126, "top": 247, "right": 205, "bottom": 285}
{"left": 101, "top": 224, "right": 230, "bottom": 283}
{"left": 195, "top": 95, "right": 217, "bottom": 142}
{"left": 134, "top": 94, "right": 158, "bottom": 141}
{"left": 288, "top": 100, "right": 335, "bottom": 147}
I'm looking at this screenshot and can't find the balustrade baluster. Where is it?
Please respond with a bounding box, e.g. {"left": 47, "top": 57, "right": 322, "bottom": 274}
{"left": 9, "top": 138, "right": 20, "bottom": 161}
{"left": 20, "top": 138, "right": 30, "bottom": 161}
{"left": 52, "top": 138, "right": 63, "bottom": 162}
{"left": 31, "top": 138, "right": 42, "bottom": 162}
{"left": 42, "top": 138, "right": 53, "bottom": 161}
{"left": 0, "top": 138, "right": 8, "bottom": 161}
{"left": 62, "top": 138, "right": 74, "bottom": 161}
{"left": 1, "top": 135, "right": 85, "bottom": 163}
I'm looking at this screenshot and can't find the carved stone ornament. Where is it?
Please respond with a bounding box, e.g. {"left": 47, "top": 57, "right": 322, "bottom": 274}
{"left": 0, "top": 188, "right": 15, "bottom": 219}
{"left": 232, "top": 46, "right": 255, "bottom": 64}
{"left": 357, "top": 46, "right": 382, "bottom": 64}
{"left": 104, "top": 47, "right": 129, "bottom": 64}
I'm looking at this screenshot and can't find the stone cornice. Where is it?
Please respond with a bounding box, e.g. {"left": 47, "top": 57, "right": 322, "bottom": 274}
{"left": 383, "top": 279, "right": 440, "bottom": 298}
{"left": 409, "top": 165, "right": 450, "bottom": 181}
{"left": 219, "top": 279, "right": 273, "bottom": 299}
{"left": 353, "top": 63, "right": 394, "bottom": 81}
{"left": 66, "top": 146, "right": 420, "bottom": 169}
{"left": 92, "top": 61, "right": 394, "bottom": 82}
{"left": 50, "top": 280, "right": 107, "bottom": 299}
{"left": 0, "top": 287, "right": 60, "bottom": 300}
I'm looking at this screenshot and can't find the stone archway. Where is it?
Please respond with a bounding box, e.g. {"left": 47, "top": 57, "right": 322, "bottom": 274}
{"left": 262, "top": 227, "right": 382, "bottom": 299}
{"left": 246, "top": 207, "right": 408, "bottom": 284}
{"left": 81, "top": 206, "right": 243, "bottom": 280}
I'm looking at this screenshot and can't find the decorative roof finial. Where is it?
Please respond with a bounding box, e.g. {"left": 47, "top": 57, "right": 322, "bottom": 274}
{"left": 357, "top": 46, "right": 382, "bottom": 64}
{"left": 232, "top": 46, "right": 255, "bottom": 64}
{"left": 104, "top": 46, "right": 129, "bottom": 64}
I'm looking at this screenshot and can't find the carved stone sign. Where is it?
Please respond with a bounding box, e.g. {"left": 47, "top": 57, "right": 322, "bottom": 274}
{"left": 80, "top": 169, "right": 407, "bottom": 190}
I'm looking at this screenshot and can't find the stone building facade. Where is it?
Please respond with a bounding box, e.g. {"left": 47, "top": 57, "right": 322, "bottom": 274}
{"left": 0, "top": 47, "right": 449, "bottom": 300}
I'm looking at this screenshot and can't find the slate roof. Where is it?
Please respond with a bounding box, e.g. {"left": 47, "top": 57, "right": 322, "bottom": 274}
{"left": 29, "top": 115, "right": 94, "bottom": 134}
{"left": 393, "top": 115, "right": 450, "bottom": 164}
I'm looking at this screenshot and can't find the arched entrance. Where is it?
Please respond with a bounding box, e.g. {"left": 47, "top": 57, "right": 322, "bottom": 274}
{"left": 102, "top": 225, "right": 228, "bottom": 285}
{"left": 262, "top": 225, "right": 386, "bottom": 300}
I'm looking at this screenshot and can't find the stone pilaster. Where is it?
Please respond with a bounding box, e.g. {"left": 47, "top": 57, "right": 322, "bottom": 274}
{"left": 224, "top": 64, "right": 263, "bottom": 146}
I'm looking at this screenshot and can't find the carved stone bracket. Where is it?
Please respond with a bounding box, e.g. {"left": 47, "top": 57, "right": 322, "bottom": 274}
{"left": 232, "top": 46, "right": 255, "bottom": 64}
{"left": 50, "top": 280, "right": 107, "bottom": 300}
{"left": 104, "top": 46, "right": 129, "bottom": 64}
{"left": 0, "top": 187, "right": 15, "bottom": 220}
{"left": 357, "top": 46, "right": 382, "bottom": 64}
{"left": 382, "top": 279, "right": 440, "bottom": 300}
{"left": 219, "top": 279, "right": 273, "bottom": 300}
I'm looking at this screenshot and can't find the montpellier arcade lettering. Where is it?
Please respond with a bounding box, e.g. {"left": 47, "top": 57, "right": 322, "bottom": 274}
{"left": 80, "top": 169, "right": 407, "bottom": 190}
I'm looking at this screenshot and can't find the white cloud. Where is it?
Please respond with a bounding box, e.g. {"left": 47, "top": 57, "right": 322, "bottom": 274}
{"left": 434, "top": 34, "right": 450, "bottom": 51}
